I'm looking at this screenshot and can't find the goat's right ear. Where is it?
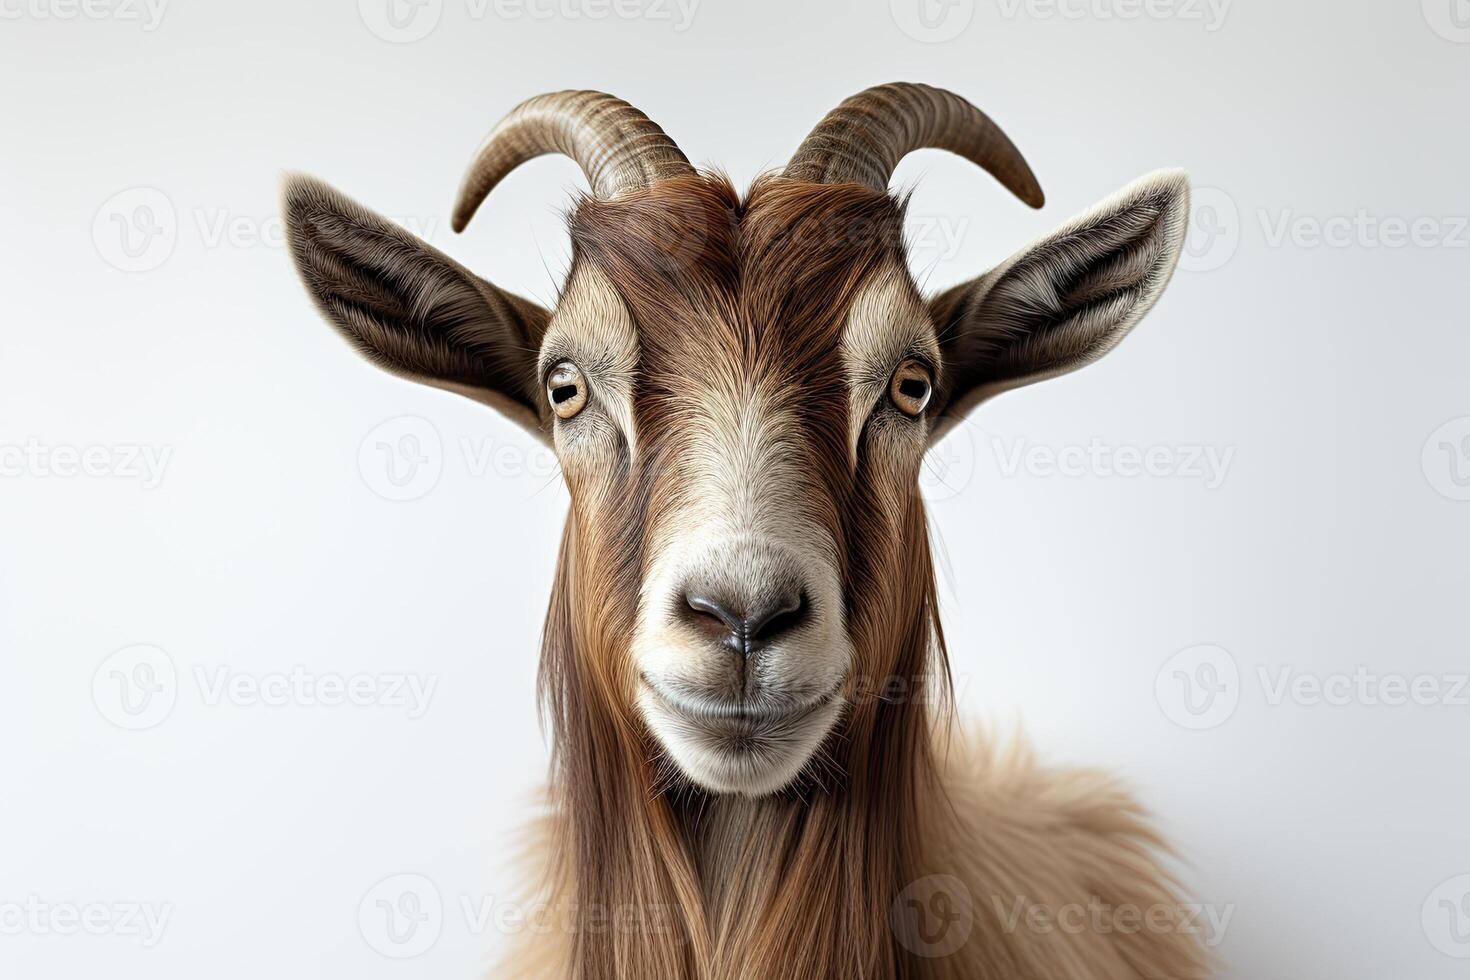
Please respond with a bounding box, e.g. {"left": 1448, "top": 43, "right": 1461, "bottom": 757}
{"left": 282, "top": 174, "right": 551, "bottom": 441}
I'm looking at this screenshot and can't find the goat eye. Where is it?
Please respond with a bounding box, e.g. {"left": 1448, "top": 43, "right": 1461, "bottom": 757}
{"left": 889, "top": 359, "right": 932, "bottom": 417}
{"left": 546, "top": 362, "right": 588, "bottom": 420}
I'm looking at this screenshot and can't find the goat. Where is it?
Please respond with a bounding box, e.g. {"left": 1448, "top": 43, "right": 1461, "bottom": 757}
{"left": 284, "top": 83, "right": 1209, "bottom": 980}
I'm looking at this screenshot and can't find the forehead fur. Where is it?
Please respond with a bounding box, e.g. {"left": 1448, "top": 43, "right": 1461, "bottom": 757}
{"left": 564, "top": 173, "right": 910, "bottom": 376}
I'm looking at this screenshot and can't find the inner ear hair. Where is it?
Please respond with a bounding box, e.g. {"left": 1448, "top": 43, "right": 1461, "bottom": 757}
{"left": 928, "top": 169, "right": 1190, "bottom": 439}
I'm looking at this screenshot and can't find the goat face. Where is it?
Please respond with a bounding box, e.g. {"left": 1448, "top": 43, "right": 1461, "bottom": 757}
{"left": 285, "top": 85, "right": 1191, "bottom": 797}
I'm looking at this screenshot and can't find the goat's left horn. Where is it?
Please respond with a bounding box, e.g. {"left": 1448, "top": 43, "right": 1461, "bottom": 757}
{"left": 451, "top": 90, "right": 695, "bottom": 232}
{"left": 784, "top": 82, "right": 1045, "bottom": 208}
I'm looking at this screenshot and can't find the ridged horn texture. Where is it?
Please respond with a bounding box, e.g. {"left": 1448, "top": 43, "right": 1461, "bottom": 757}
{"left": 451, "top": 90, "right": 695, "bottom": 232}
{"left": 784, "top": 82, "right": 1046, "bottom": 208}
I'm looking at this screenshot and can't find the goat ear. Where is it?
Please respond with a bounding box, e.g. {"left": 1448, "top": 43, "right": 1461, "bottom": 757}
{"left": 283, "top": 174, "right": 551, "bottom": 441}
{"left": 927, "top": 170, "right": 1189, "bottom": 442}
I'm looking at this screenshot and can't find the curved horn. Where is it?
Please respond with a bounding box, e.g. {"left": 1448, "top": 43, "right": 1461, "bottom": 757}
{"left": 784, "top": 82, "right": 1045, "bottom": 208}
{"left": 452, "top": 90, "right": 695, "bottom": 232}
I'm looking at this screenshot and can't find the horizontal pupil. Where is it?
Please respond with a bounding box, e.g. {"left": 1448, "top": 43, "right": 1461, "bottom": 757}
{"left": 552, "top": 384, "right": 579, "bottom": 404}
{"left": 898, "top": 378, "right": 928, "bottom": 399}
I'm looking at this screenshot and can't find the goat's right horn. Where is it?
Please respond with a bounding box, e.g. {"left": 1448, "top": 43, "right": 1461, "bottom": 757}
{"left": 784, "top": 82, "right": 1045, "bottom": 208}
{"left": 451, "top": 90, "right": 695, "bottom": 232}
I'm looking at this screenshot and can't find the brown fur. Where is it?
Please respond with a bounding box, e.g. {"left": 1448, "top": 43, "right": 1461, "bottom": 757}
{"left": 497, "top": 174, "right": 1211, "bottom": 979}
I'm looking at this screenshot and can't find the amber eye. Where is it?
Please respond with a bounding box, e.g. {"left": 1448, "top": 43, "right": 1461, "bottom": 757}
{"left": 889, "top": 359, "right": 932, "bottom": 417}
{"left": 546, "top": 361, "right": 588, "bottom": 420}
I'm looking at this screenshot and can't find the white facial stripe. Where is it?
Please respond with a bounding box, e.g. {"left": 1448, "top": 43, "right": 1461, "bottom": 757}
{"left": 630, "top": 378, "right": 852, "bottom": 796}
{"left": 641, "top": 380, "right": 842, "bottom": 626}
{"left": 839, "top": 264, "right": 941, "bottom": 461}
{"left": 540, "top": 264, "right": 640, "bottom": 455}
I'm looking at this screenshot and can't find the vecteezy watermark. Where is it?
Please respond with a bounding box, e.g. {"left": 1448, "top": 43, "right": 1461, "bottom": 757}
{"left": 1178, "top": 186, "right": 1241, "bottom": 273}
{"left": 492, "top": 0, "right": 699, "bottom": 28}
{"left": 921, "top": 424, "right": 977, "bottom": 503}
{"left": 358, "top": 0, "right": 699, "bottom": 42}
{"left": 358, "top": 0, "right": 443, "bottom": 42}
{"left": 93, "top": 646, "right": 439, "bottom": 730}
{"left": 1423, "top": 417, "right": 1470, "bottom": 502}
{"left": 890, "top": 875, "right": 975, "bottom": 957}
{"left": 358, "top": 415, "right": 559, "bottom": 502}
{"left": 0, "top": 0, "right": 168, "bottom": 30}
{"left": 1258, "top": 210, "right": 1470, "bottom": 251}
{"left": 1157, "top": 646, "right": 1470, "bottom": 731}
{"left": 358, "top": 874, "right": 682, "bottom": 957}
{"left": 991, "top": 437, "right": 1236, "bottom": 490}
{"left": 93, "top": 186, "right": 439, "bottom": 273}
{"left": 1424, "top": 874, "right": 1470, "bottom": 958}
{"left": 1258, "top": 666, "right": 1470, "bottom": 709}
{"left": 1155, "top": 644, "right": 1240, "bottom": 730}
{"left": 193, "top": 666, "right": 438, "bottom": 718}
{"left": 890, "top": 0, "right": 975, "bottom": 43}
{"left": 360, "top": 874, "right": 444, "bottom": 958}
{"left": 92, "top": 188, "right": 177, "bottom": 273}
{"left": 992, "top": 894, "right": 1233, "bottom": 947}
{"left": 360, "top": 416, "right": 444, "bottom": 502}
{"left": 0, "top": 898, "right": 173, "bottom": 947}
{"left": 93, "top": 645, "right": 178, "bottom": 731}
{"left": 850, "top": 672, "right": 973, "bottom": 707}
{"left": 993, "top": 0, "right": 1232, "bottom": 32}
{"left": 0, "top": 439, "right": 172, "bottom": 489}
{"left": 1422, "top": 0, "right": 1470, "bottom": 43}
{"left": 906, "top": 214, "right": 974, "bottom": 268}
{"left": 1182, "top": 189, "right": 1470, "bottom": 273}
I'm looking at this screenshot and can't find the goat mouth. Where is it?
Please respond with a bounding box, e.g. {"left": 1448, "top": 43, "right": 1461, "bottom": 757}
{"left": 639, "top": 673, "right": 842, "bottom": 741}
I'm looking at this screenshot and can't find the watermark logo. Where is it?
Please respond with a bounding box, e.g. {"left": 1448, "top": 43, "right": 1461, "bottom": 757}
{"left": 890, "top": 0, "right": 975, "bottom": 43}
{"left": 922, "top": 425, "right": 977, "bottom": 502}
{"left": 93, "top": 187, "right": 176, "bottom": 273}
{"left": 359, "top": 874, "right": 444, "bottom": 958}
{"left": 95, "top": 187, "right": 439, "bottom": 271}
{"left": 1155, "top": 644, "right": 1239, "bottom": 730}
{"left": 1178, "top": 186, "right": 1240, "bottom": 273}
{"left": 1422, "top": 0, "right": 1470, "bottom": 43}
{"left": 358, "top": 417, "right": 560, "bottom": 501}
{"left": 1423, "top": 417, "right": 1470, "bottom": 501}
{"left": 360, "top": 416, "right": 443, "bottom": 502}
{"left": 1179, "top": 189, "right": 1470, "bottom": 271}
{"left": 93, "top": 645, "right": 178, "bottom": 731}
{"left": 1423, "top": 874, "right": 1470, "bottom": 958}
{"left": 358, "top": 0, "right": 443, "bottom": 42}
{"left": 1157, "top": 655, "right": 1467, "bottom": 727}
{"left": 891, "top": 874, "right": 974, "bottom": 957}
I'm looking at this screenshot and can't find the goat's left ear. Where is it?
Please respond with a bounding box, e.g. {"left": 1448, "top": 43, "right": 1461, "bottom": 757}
{"left": 927, "top": 169, "right": 1190, "bottom": 442}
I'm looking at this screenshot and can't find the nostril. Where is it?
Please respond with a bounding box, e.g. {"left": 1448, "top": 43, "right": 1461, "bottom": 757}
{"left": 681, "top": 590, "right": 808, "bottom": 658}
{"left": 684, "top": 594, "right": 745, "bottom": 636}
{"left": 745, "top": 592, "right": 807, "bottom": 647}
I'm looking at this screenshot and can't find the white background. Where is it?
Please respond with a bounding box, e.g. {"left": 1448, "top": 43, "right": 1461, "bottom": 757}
{"left": 3, "top": 0, "right": 1468, "bottom": 977}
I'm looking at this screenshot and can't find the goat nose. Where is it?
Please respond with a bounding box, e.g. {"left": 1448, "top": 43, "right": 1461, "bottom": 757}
{"left": 683, "top": 590, "right": 808, "bottom": 656}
